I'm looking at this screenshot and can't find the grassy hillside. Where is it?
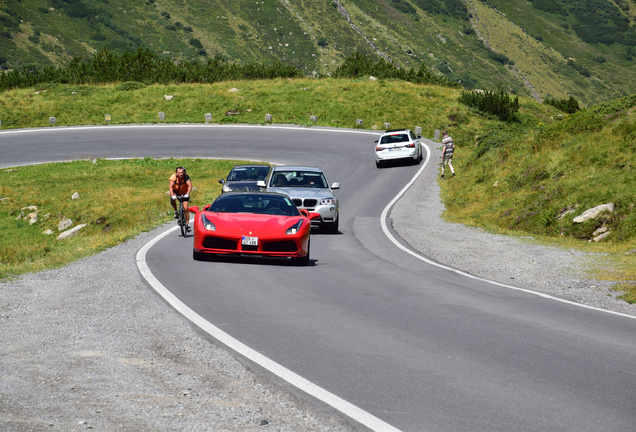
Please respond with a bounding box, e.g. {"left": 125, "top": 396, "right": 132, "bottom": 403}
{"left": 1, "top": 0, "right": 634, "bottom": 105}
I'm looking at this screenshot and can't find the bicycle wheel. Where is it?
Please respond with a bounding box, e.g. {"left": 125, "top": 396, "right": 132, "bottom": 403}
{"left": 179, "top": 203, "right": 187, "bottom": 237}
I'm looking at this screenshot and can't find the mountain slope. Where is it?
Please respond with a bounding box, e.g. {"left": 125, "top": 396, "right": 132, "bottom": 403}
{"left": 0, "top": 0, "right": 634, "bottom": 105}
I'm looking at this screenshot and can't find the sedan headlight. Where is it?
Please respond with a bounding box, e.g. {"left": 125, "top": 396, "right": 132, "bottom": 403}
{"left": 320, "top": 197, "right": 337, "bottom": 205}
{"left": 201, "top": 214, "right": 216, "bottom": 231}
{"left": 222, "top": 184, "right": 233, "bottom": 192}
{"left": 286, "top": 219, "right": 304, "bottom": 235}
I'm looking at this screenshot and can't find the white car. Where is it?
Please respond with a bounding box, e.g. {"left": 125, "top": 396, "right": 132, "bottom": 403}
{"left": 258, "top": 166, "right": 340, "bottom": 233}
{"left": 374, "top": 129, "right": 423, "bottom": 168}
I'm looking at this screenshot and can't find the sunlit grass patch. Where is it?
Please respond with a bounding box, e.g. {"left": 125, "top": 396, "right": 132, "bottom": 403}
{"left": 0, "top": 157, "right": 256, "bottom": 280}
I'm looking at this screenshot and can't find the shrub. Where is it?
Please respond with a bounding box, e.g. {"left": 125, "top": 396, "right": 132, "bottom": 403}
{"left": 458, "top": 86, "right": 520, "bottom": 122}
{"left": 543, "top": 96, "right": 580, "bottom": 114}
{"left": 332, "top": 52, "right": 459, "bottom": 87}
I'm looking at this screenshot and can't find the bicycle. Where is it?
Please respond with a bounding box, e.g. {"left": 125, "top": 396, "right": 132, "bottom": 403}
{"left": 173, "top": 195, "right": 190, "bottom": 237}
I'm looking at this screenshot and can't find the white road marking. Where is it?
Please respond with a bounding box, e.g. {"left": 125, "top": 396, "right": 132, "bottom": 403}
{"left": 380, "top": 142, "right": 636, "bottom": 321}
{"left": 136, "top": 226, "right": 402, "bottom": 432}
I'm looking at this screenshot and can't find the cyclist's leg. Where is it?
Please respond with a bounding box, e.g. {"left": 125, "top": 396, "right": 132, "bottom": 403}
{"left": 170, "top": 196, "right": 178, "bottom": 217}
{"left": 183, "top": 200, "right": 190, "bottom": 225}
{"left": 183, "top": 200, "right": 191, "bottom": 231}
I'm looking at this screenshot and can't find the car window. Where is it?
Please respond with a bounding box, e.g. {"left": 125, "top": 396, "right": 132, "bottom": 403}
{"left": 228, "top": 166, "right": 270, "bottom": 181}
{"left": 380, "top": 134, "right": 409, "bottom": 144}
{"left": 271, "top": 170, "right": 328, "bottom": 188}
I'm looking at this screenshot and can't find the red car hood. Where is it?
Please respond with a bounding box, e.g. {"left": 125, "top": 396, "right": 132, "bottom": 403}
{"left": 204, "top": 212, "right": 303, "bottom": 236}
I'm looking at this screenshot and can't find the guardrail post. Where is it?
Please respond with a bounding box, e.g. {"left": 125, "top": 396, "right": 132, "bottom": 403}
{"left": 356, "top": 119, "right": 363, "bottom": 127}
{"left": 158, "top": 112, "right": 165, "bottom": 121}
{"left": 384, "top": 122, "right": 390, "bottom": 130}
{"left": 204, "top": 113, "right": 212, "bottom": 123}
{"left": 434, "top": 129, "right": 440, "bottom": 141}
{"left": 105, "top": 114, "right": 111, "bottom": 123}
{"left": 310, "top": 115, "right": 317, "bottom": 123}
{"left": 49, "top": 117, "right": 56, "bottom": 125}
{"left": 415, "top": 126, "right": 422, "bottom": 136}
{"left": 265, "top": 114, "right": 272, "bottom": 122}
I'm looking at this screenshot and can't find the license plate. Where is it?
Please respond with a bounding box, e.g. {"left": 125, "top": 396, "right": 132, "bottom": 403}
{"left": 242, "top": 236, "right": 258, "bottom": 246}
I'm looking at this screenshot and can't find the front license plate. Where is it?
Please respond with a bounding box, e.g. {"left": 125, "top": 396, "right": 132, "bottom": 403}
{"left": 242, "top": 236, "right": 258, "bottom": 246}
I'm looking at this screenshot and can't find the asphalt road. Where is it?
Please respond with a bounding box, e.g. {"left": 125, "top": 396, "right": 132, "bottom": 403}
{"left": 3, "top": 125, "right": 636, "bottom": 432}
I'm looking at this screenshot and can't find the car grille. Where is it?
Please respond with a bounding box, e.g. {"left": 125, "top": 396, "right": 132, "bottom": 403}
{"left": 262, "top": 241, "right": 298, "bottom": 252}
{"left": 292, "top": 198, "right": 317, "bottom": 208}
{"left": 203, "top": 237, "right": 238, "bottom": 250}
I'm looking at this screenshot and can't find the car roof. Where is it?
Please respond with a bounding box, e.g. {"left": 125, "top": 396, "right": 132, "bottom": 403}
{"left": 230, "top": 164, "right": 270, "bottom": 169}
{"left": 270, "top": 165, "right": 323, "bottom": 173}
{"left": 382, "top": 129, "right": 410, "bottom": 135}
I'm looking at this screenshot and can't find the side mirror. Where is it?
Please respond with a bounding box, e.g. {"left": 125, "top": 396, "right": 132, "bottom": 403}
{"left": 417, "top": 135, "right": 422, "bottom": 139}
{"left": 203, "top": 204, "right": 210, "bottom": 211}
{"left": 331, "top": 182, "right": 340, "bottom": 190}
{"left": 188, "top": 206, "right": 199, "bottom": 214}
{"left": 256, "top": 180, "right": 266, "bottom": 188}
{"left": 219, "top": 179, "right": 226, "bottom": 184}
{"left": 374, "top": 139, "right": 379, "bottom": 144}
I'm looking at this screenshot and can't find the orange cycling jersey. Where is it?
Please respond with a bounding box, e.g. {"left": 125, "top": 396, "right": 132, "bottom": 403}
{"left": 170, "top": 173, "right": 191, "bottom": 195}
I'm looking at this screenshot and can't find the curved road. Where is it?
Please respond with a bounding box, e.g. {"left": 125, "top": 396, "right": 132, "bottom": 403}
{"left": 2, "top": 125, "right": 635, "bottom": 432}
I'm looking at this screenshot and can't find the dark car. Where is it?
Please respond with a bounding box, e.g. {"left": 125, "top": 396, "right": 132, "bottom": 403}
{"left": 219, "top": 164, "right": 271, "bottom": 193}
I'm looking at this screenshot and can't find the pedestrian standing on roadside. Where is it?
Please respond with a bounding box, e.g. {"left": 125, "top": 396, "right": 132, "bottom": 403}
{"left": 440, "top": 131, "right": 455, "bottom": 179}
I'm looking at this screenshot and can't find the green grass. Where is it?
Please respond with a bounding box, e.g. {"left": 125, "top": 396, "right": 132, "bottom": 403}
{"left": 0, "top": 79, "right": 634, "bottom": 301}
{"left": 0, "top": 158, "right": 248, "bottom": 280}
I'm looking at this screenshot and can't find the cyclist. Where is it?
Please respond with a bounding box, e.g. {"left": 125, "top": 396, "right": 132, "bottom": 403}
{"left": 169, "top": 166, "right": 193, "bottom": 232}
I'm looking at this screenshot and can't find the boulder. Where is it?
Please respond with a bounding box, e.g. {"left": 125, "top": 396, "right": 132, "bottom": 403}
{"left": 58, "top": 219, "right": 73, "bottom": 231}
{"left": 573, "top": 203, "right": 614, "bottom": 223}
{"left": 26, "top": 213, "right": 38, "bottom": 225}
{"left": 57, "top": 224, "right": 87, "bottom": 240}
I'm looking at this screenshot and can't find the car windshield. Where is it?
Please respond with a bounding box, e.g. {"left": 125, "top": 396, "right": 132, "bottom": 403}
{"left": 269, "top": 170, "right": 328, "bottom": 188}
{"left": 227, "top": 166, "right": 270, "bottom": 182}
{"left": 380, "top": 134, "right": 410, "bottom": 144}
{"left": 210, "top": 194, "right": 300, "bottom": 216}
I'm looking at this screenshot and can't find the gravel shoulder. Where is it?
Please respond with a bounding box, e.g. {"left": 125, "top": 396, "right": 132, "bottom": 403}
{"left": 1, "top": 142, "right": 633, "bottom": 432}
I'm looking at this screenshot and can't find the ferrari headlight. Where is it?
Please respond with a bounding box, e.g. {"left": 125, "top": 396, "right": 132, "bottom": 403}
{"left": 320, "top": 197, "right": 337, "bottom": 205}
{"left": 286, "top": 219, "right": 303, "bottom": 235}
{"left": 201, "top": 214, "right": 216, "bottom": 231}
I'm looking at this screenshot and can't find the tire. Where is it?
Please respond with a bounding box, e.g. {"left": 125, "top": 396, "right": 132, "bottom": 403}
{"left": 179, "top": 205, "right": 187, "bottom": 237}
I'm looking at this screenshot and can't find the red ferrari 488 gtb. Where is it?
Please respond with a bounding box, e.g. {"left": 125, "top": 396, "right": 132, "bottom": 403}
{"left": 189, "top": 192, "right": 320, "bottom": 265}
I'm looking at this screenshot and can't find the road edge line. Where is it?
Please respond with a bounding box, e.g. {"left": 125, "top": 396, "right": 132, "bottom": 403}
{"left": 380, "top": 142, "right": 636, "bottom": 321}
{"left": 136, "top": 225, "right": 403, "bottom": 432}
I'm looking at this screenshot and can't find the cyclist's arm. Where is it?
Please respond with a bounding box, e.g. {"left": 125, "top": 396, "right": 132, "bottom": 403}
{"left": 169, "top": 179, "right": 177, "bottom": 196}
{"left": 186, "top": 179, "right": 192, "bottom": 195}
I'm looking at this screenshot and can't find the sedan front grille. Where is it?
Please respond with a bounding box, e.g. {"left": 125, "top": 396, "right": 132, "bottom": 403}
{"left": 292, "top": 198, "right": 317, "bottom": 208}
{"left": 303, "top": 199, "right": 317, "bottom": 207}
